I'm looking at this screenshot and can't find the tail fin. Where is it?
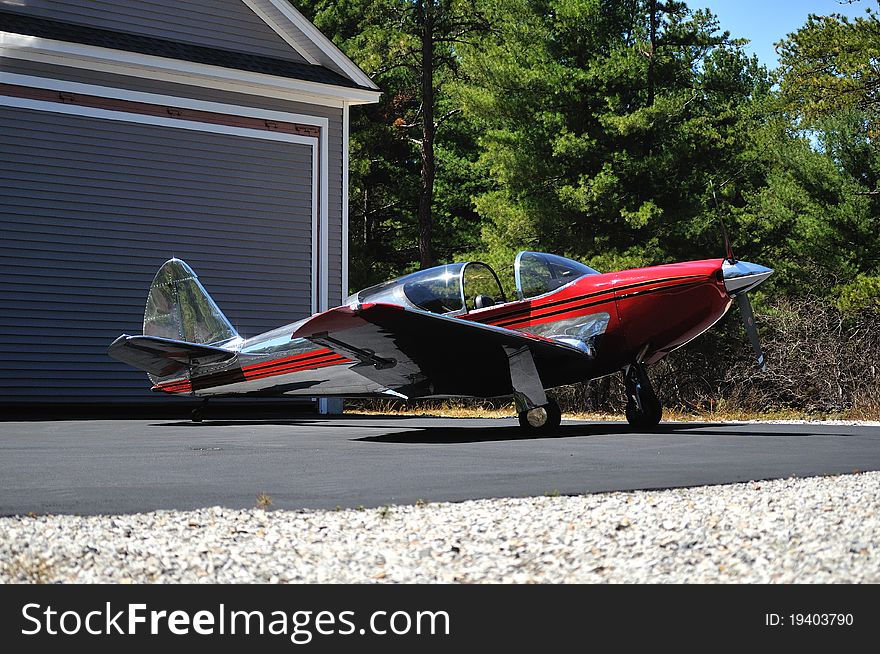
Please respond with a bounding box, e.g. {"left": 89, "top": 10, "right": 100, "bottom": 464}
{"left": 144, "top": 258, "right": 239, "bottom": 346}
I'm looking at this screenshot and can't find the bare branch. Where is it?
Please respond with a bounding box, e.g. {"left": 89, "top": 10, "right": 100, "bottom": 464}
{"left": 434, "top": 108, "right": 462, "bottom": 130}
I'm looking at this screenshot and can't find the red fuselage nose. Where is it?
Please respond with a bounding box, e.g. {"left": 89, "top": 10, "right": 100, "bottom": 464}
{"left": 611, "top": 258, "right": 732, "bottom": 364}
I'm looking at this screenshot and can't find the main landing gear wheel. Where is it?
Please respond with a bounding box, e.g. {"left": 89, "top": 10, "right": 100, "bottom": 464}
{"left": 518, "top": 398, "right": 562, "bottom": 433}
{"left": 624, "top": 363, "right": 662, "bottom": 430}
{"left": 191, "top": 400, "right": 207, "bottom": 423}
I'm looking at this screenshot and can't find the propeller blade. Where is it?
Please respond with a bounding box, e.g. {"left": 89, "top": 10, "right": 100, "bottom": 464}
{"left": 709, "top": 180, "right": 736, "bottom": 262}
{"left": 736, "top": 292, "right": 766, "bottom": 371}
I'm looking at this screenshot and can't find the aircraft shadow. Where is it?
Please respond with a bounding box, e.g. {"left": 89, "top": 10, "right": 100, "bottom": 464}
{"left": 151, "top": 414, "right": 445, "bottom": 428}
{"left": 154, "top": 419, "right": 333, "bottom": 428}
{"left": 352, "top": 421, "right": 747, "bottom": 444}
{"left": 151, "top": 418, "right": 853, "bottom": 445}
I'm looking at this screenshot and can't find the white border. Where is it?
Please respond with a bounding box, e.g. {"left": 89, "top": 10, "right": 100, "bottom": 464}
{"left": 342, "top": 101, "right": 350, "bottom": 299}
{"left": 311, "top": 139, "right": 320, "bottom": 314}
{"left": 319, "top": 117, "right": 329, "bottom": 312}
{"left": 0, "top": 72, "right": 330, "bottom": 130}
{"left": 0, "top": 89, "right": 325, "bottom": 315}
{"left": 240, "top": 0, "right": 320, "bottom": 65}
{"left": 260, "top": 0, "right": 378, "bottom": 90}
{"left": 0, "top": 31, "right": 380, "bottom": 106}
{"left": 0, "top": 95, "right": 318, "bottom": 145}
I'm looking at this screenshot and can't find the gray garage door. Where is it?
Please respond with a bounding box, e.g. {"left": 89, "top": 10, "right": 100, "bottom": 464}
{"left": 0, "top": 104, "right": 316, "bottom": 403}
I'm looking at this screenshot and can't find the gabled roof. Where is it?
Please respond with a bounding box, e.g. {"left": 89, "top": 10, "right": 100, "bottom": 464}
{"left": 0, "top": 10, "right": 375, "bottom": 93}
{"left": 249, "top": 1, "right": 378, "bottom": 91}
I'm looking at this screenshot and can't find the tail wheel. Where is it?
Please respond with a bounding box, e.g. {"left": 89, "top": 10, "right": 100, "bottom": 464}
{"left": 624, "top": 364, "right": 662, "bottom": 430}
{"left": 518, "top": 398, "right": 562, "bottom": 433}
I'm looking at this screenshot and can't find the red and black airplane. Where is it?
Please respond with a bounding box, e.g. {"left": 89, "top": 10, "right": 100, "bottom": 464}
{"left": 109, "top": 250, "right": 772, "bottom": 431}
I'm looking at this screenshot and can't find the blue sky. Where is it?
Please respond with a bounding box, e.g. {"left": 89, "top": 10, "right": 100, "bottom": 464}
{"left": 697, "top": 0, "right": 873, "bottom": 67}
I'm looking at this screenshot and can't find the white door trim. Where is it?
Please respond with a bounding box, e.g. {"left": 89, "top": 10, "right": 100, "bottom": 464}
{"left": 342, "top": 101, "right": 350, "bottom": 300}
{"left": 0, "top": 72, "right": 330, "bottom": 130}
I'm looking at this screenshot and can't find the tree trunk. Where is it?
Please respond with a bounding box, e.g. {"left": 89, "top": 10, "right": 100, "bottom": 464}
{"left": 418, "top": 0, "right": 436, "bottom": 269}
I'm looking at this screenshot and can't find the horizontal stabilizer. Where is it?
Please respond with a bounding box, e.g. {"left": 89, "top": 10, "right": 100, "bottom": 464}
{"left": 107, "top": 334, "right": 236, "bottom": 377}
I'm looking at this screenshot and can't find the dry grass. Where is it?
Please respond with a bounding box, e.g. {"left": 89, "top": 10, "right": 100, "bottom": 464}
{"left": 1, "top": 554, "right": 56, "bottom": 584}
{"left": 256, "top": 492, "right": 273, "bottom": 509}
{"left": 346, "top": 400, "right": 877, "bottom": 423}
{"left": 343, "top": 299, "right": 880, "bottom": 423}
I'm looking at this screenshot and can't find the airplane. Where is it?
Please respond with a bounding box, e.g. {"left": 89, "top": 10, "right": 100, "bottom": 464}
{"left": 108, "top": 250, "right": 772, "bottom": 431}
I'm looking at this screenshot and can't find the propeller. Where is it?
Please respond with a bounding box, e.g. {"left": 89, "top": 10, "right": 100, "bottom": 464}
{"left": 710, "top": 180, "right": 772, "bottom": 371}
{"left": 736, "top": 292, "right": 766, "bottom": 371}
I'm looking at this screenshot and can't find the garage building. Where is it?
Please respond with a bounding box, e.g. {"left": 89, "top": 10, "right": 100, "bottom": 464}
{"left": 0, "top": 1, "right": 379, "bottom": 405}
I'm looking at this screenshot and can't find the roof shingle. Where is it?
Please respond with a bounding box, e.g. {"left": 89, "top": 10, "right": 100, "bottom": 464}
{"left": 0, "top": 10, "right": 373, "bottom": 91}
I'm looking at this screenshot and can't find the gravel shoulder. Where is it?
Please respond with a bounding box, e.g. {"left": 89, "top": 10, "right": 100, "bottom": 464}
{"left": 2, "top": 471, "right": 878, "bottom": 584}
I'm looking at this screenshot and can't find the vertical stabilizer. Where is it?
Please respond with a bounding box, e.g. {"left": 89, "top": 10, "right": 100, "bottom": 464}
{"left": 144, "top": 259, "right": 239, "bottom": 346}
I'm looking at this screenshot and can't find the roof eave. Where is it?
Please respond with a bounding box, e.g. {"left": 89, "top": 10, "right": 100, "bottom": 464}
{"left": 0, "top": 31, "right": 381, "bottom": 105}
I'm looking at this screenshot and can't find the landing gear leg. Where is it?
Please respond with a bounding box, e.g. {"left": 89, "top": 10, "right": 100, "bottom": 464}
{"left": 504, "top": 345, "right": 562, "bottom": 433}
{"left": 623, "top": 362, "right": 662, "bottom": 430}
{"left": 191, "top": 399, "right": 207, "bottom": 423}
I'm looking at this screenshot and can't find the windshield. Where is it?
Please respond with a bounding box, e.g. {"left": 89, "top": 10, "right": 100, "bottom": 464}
{"left": 351, "top": 261, "right": 507, "bottom": 314}
{"left": 354, "top": 263, "right": 465, "bottom": 314}
{"left": 403, "top": 264, "right": 465, "bottom": 313}
{"left": 515, "top": 251, "right": 599, "bottom": 299}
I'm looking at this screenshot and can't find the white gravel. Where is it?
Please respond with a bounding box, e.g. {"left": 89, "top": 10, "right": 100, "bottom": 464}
{"left": 734, "top": 419, "right": 880, "bottom": 427}
{"left": 2, "top": 472, "right": 879, "bottom": 584}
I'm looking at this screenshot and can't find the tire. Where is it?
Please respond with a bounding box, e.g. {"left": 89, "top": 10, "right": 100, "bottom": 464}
{"left": 518, "top": 398, "right": 562, "bottom": 433}
{"left": 624, "top": 367, "right": 662, "bottom": 430}
{"left": 191, "top": 408, "right": 204, "bottom": 423}
{"left": 625, "top": 397, "right": 662, "bottom": 429}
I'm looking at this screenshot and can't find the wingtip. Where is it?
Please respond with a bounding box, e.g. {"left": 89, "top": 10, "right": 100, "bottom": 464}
{"left": 107, "top": 334, "right": 132, "bottom": 354}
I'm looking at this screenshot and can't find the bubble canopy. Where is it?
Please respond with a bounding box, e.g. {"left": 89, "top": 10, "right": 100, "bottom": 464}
{"left": 350, "top": 262, "right": 506, "bottom": 314}
{"left": 348, "top": 252, "right": 598, "bottom": 315}
{"left": 514, "top": 251, "right": 599, "bottom": 299}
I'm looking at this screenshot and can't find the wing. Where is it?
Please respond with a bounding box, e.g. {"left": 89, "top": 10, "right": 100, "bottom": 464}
{"left": 108, "top": 334, "right": 236, "bottom": 377}
{"left": 291, "top": 303, "right": 590, "bottom": 398}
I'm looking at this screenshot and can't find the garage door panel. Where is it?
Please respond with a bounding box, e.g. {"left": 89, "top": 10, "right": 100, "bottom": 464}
{"left": 0, "top": 204, "right": 314, "bottom": 232}
{"left": 1, "top": 247, "right": 312, "bottom": 272}
{"left": 0, "top": 165, "right": 314, "bottom": 199}
{"left": 3, "top": 224, "right": 315, "bottom": 254}
{"left": 0, "top": 104, "right": 316, "bottom": 403}
{"left": 0, "top": 158, "right": 310, "bottom": 192}
{"left": 0, "top": 178, "right": 311, "bottom": 212}
{"left": 0, "top": 198, "right": 315, "bottom": 225}
{"left": 0, "top": 132, "right": 311, "bottom": 169}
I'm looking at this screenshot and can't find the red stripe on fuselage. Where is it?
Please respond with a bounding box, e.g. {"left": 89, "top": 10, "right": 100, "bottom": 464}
{"left": 483, "top": 275, "right": 705, "bottom": 330}
{"left": 154, "top": 348, "right": 352, "bottom": 392}
{"left": 242, "top": 352, "right": 349, "bottom": 381}
{"left": 152, "top": 379, "right": 192, "bottom": 394}
{"left": 240, "top": 348, "right": 337, "bottom": 373}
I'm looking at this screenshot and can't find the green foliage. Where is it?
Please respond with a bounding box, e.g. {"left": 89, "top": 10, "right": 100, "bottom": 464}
{"left": 300, "top": 0, "right": 491, "bottom": 288}
{"left": 301, "top": 0, "right": 879, "bottom": 317}
{"left": 837, "top": 274, "right": 880, "bottom": 311}
{"left": 454, "top": 0, "right": 770, "bottom": 276}
{"left": 777, "top": 2, "right": 880, "bottom": 123}
{"left": 737, "top": 107, "right": 880, "bottom": 310}
{"left": 767, "top": 3, "right": 880, "bottom": 311}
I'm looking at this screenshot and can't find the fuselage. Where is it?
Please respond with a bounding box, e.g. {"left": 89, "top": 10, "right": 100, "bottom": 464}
{"left": 153, "top": 258, "right": 733, "bottom": 399}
